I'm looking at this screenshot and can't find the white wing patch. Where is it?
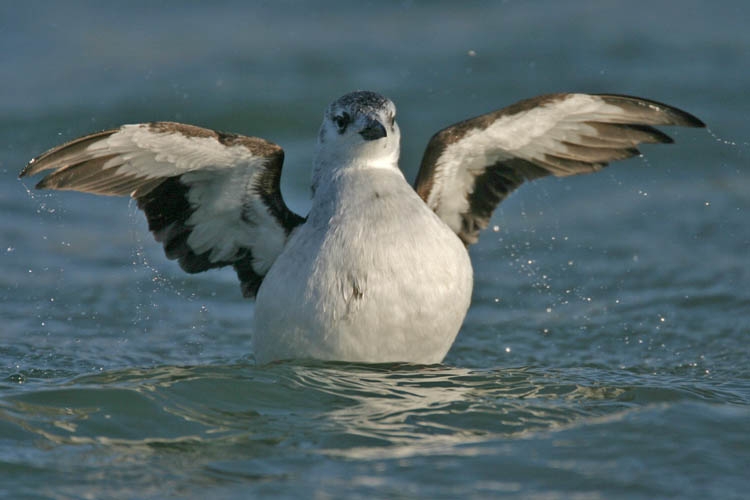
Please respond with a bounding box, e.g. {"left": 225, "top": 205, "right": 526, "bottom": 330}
{"left": 96, "top": 125, "right": 257, "bottom": 179}
{"left": 415, "top": 93, "right": 705, "bottom": 245}
{"left": 21, "top": 121, "right": 303, "bottom": 298}
{"left": 180, "top": 165, "right": 286, "bottom": 272}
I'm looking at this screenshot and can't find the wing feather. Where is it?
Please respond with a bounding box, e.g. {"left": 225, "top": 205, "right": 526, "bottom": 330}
{"left": 20, "top": 121, "right": 304, "bottom": 298}
{"left": 414, "top": 93, "right": 704, "bottom": 245}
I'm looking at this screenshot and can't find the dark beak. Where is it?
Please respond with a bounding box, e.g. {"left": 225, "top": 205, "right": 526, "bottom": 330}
{"left": 359, "top": 117, "right": 387, "bottom": 141}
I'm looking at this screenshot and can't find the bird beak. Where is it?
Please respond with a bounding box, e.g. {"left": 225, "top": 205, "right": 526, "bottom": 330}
{"left": 359, "top": 117, "right": 387, "bottom": 141}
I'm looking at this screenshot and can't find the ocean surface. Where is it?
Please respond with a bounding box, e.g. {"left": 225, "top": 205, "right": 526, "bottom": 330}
{"left": 1, "top": 1, "right": 749, "bottom": 498}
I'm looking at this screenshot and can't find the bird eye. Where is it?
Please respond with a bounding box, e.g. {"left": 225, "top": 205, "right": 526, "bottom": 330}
{"left": 333, "top": 112, "right": 350, "bottom": 133}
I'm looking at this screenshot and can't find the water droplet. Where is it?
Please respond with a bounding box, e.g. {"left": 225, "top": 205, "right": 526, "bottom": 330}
{"left": 706, "top": 127, "right": 738, "bottom": 146}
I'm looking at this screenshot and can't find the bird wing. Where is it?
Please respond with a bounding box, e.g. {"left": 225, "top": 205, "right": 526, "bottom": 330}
{"left": 414, "top": 93, "right": 704, "bottom": 245}
{"left": 20, "top": 121, "right": 305, "bottom": 298}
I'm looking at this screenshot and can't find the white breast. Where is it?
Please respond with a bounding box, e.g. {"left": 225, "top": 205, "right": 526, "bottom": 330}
{"left": 253, "top": 167, "right": 473, "bottom": 364}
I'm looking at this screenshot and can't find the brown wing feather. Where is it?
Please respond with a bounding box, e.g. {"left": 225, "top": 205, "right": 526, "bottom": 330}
{"left": 20, "top": 122, "right": 304, "bottom": 298}
{"left": 414, "top": 93, "right": 704, "bottom": 245}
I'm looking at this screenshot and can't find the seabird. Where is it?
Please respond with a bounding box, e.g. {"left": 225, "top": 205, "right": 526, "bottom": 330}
{"left": 20, "top": 91, "right": 704, "bottom": 364}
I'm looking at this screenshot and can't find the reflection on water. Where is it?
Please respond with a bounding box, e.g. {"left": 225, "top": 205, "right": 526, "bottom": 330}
{"left": 1, "top": 0, "right": 748, "bottom": 497}
{"left": 3, "top": 361, "right": 734, "bottom": 461}
{"left": 1, "top": 363, "right": 748, "bottom": 498}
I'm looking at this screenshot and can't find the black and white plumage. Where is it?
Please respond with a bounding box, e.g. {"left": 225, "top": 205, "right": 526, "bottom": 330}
{"left": 22, "top": 122, "right": 303, "bottom": 298}
{"left": 20, "top": 91, "right": 704, "bottom": 363}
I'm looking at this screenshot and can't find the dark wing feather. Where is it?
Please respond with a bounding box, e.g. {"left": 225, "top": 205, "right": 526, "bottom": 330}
{"left": 20, "top": 121, "right": 304, "bottom": 298}
{"left": 414, "top": 93, "right": 704, "bottom": 245}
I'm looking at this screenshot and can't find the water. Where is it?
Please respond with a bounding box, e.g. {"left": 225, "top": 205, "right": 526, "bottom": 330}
{"left": 2, "top": 1, "right": 749, "bottom": 498}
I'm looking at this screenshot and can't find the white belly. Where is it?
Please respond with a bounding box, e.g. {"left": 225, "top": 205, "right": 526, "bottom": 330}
{"left": 253, "top": 175, "right": 473, "bottom": 364}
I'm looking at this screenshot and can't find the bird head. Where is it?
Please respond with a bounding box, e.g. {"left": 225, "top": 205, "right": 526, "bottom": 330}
{"left": 313, "top": 91, "right": 401, "bottom": 180}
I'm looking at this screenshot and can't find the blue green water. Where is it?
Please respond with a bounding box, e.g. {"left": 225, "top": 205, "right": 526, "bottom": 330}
{"left": 2, "top": 1, "right": 749, "bottom": 498}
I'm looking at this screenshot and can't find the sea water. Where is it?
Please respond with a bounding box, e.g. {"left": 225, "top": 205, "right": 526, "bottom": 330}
{"left": 1, "top": 1, "right": 748, "bottom": 498}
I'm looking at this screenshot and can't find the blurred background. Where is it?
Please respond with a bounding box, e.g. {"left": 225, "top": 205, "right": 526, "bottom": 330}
{"left": 1, "top": 1, "right": 748, "bottom": 499}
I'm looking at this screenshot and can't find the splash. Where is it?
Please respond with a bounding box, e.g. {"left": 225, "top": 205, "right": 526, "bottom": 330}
{"left": 705, "top": 127, "right": 740, "bottom": 148}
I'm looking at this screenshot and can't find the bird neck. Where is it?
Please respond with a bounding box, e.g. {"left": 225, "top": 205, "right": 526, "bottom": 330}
{"left": 311, "top": 147, "right": 400, "bottom": 197}
{"left": 308, "top": 160, "right": 406, "bottom": 222}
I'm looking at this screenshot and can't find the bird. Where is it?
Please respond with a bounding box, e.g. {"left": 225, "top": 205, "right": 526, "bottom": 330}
{"left": 19, "top": 90, "right": 704, "bottom": 364}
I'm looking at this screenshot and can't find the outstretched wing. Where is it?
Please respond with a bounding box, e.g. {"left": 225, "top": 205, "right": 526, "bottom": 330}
{"left": 20, "top": 122, "right": 305, "bottom": 298}
{"left": 414, "top": 93, "right": 705, "bottom": 245}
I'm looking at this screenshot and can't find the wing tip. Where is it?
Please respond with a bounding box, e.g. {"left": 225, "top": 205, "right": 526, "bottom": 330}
{"left": 596, "top": 93, "right": 706, "bottom": 128}
{"left": 666, "top": 106, "right": 706, "bottom": 128}
{"left": 629, "top": 124, "right": 675, "bottom": 144}
{"left": 659, "top": 134, "right": 675, "bottom": 144}
{"left": 19, "top": 153, "right": 51, "bottom": 180}
{"left": 19, "top": 158, "right": 35, "bottom": 179}
{"left": 19, "top": 128, "right": 121, "bottom": 182}
{"left": 19, "top": 157, "right": 56, "bottom": 189}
